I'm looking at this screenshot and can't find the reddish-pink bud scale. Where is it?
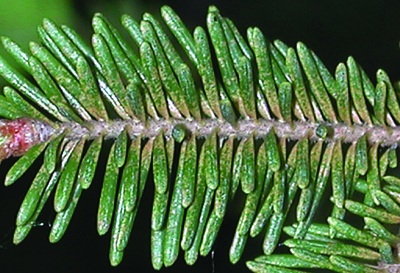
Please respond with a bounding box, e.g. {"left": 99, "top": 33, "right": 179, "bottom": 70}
{"left": 0, "top": 118, "right": 54, "bottom": 160}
